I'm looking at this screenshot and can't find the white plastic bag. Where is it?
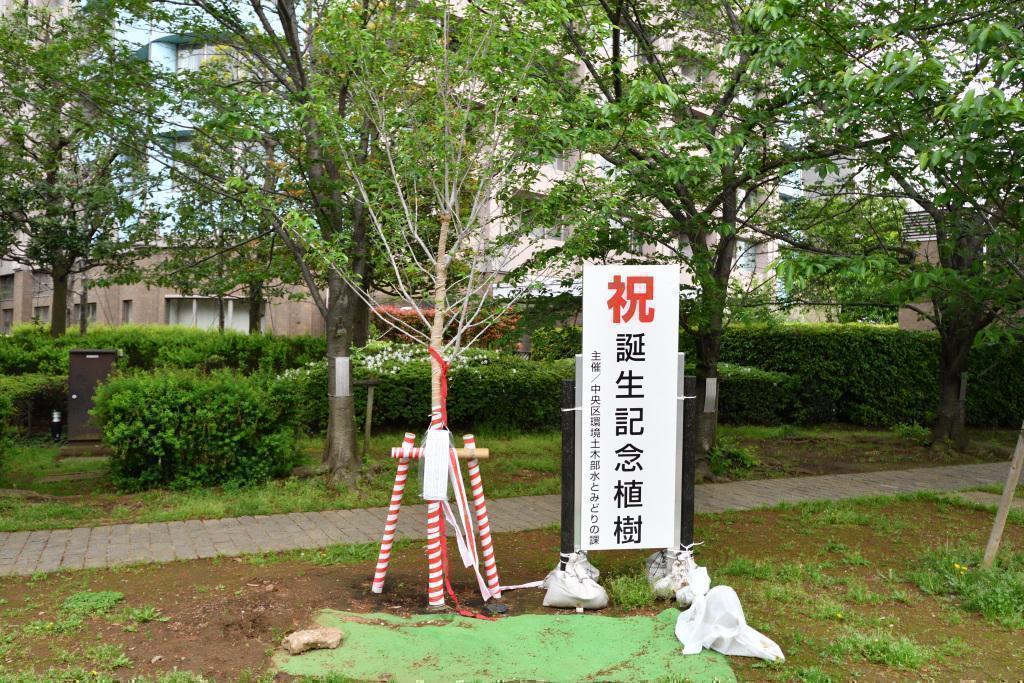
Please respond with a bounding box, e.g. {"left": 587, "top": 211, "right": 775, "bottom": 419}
{"left": 542, "top": 552, "right": 608, "bottom": 610}
{"left": 675, "top": 585, "right": 784, "bottom": 662}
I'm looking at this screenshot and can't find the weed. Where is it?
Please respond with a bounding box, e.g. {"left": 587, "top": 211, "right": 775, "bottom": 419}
{"left": 908, "top": 546, "right": 1024, "bottom": 628}
{"left": 61, "top": 591, "right": 123, "bottom": 616}
{"left": 794, "top": 667, "right": 835, "bottom": 683}
{"left": 809, "top": 596, "right": 847, "bottom": 622}
{"left": 845, "top": 580, "right": 885, "bottom": 605}
{"left": 828, "top": 628, "right": 934, "bottom": 670}
{"left": 892, "top": 423, "right": 931, "bottom": 445}
{"left": 22, "top": 615, "right": 84, "bottom": 635}
{"left": 708, "top": 437, "right": 759, "bottom": 477}
{"left": 84, "top": 643, "right": 131, "bottom": 670}
{"left": 125, "top": 605, "right": 169, "bottom": 623}
{"left": 606, "top": 568, "right": 655, "bottom": 609}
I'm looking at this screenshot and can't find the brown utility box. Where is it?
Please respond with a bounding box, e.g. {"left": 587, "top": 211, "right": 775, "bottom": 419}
{"left": 67, "top": 349, "right": 118, "bottom": 442}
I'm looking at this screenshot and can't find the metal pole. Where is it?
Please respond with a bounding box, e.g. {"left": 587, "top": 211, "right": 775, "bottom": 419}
{"left": 560, "top": 378, "right": 576, "bottom": 570}
{"left": 680, "top": 375, "right": 697, "bottom": 547}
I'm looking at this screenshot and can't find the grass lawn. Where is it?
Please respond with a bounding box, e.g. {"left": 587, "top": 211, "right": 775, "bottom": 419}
{"left": 0, "top": 492, "right": 1020, "bottom": 681}
{"left": 0, "top": 424, "right": 1016, "bottom": 533}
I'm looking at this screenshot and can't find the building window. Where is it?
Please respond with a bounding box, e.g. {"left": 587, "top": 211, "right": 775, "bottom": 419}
{"left": 736, "top": 240, "right": 757, "bottom": 272}
{"left": 553, "top": 154, "right": 575, "bottom": 172}
{"left": 72, "top": 302, "right": 97, "bottom": 323}
{"left": 1, "top": 308, "right": 12, "bottom": 334}
{"left": 32, "top": 272, "right": 52, "bottom": 296}
{"left": 33, "top": 306, "right": 50, "bottom": 323}
{"left": 176, "top": 43, "right": 217, "bottom": 72}
{"left": 0, "top": 275, "right": 13, "bottom": 301}
{"left": 122, "top": 300, "right": 133, "bottom": 324}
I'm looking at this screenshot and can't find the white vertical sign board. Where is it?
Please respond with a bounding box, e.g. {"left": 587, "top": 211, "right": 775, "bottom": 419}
{"left": 580, "top": 264, "right": 680, "bottom": 550}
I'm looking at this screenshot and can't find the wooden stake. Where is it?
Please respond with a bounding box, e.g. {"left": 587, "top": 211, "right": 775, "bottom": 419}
{"left": 981, "top": 420, "right": 1024, "bottom": 569}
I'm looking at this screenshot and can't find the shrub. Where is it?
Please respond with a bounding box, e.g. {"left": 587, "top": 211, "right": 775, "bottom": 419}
{"left": 273, "top": 345, "right": 574, "bottom": 432}
{"left": 93, "top": 369, "right": 299, "bottom": 491}
{"left": 0, "top": 373, "right": 67, "bottom": 434}
{"left": 0, "top": 392, "right": 11, "bottom": 472}
{"left": 529, "top": 326, "right": 581, "bottom": 361}
{"left": 272, "top": 344, "right": 788, "bottom": 432}
{"left": 708, "top": 437, "right": 759, "bottom": 477}
{"left": 0, "top": 324, "right": 326, "bottom": 376}
{"left": 530, "top": 323, "right": 1024, "bottom": 428}
{"left": 717, "top": 363, "right": 797, "bottom": 424}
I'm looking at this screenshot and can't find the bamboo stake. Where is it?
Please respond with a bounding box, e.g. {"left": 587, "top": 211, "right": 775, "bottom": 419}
{"left": 981, "top": 420, "right": 1024, "bottom": 569}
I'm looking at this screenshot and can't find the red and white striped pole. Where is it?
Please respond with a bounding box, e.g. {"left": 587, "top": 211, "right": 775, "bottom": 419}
{"left": 464, "top": 434, "right": 501, "bottom": 599}
{"left": 426, "top": 501, "right": 445, "bottom": 607}
{"left": 371, "top": 432, "right": 415, "bottom": 594}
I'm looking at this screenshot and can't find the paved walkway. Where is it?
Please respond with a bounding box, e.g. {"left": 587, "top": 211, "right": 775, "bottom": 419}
{"left": 0, "top": 462, "right": 1010, "bottom": 577}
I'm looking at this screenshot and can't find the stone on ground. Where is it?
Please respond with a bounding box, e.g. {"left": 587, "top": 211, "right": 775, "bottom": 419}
{"left": 281, "top": 627, "right": 345, "bottom": 655}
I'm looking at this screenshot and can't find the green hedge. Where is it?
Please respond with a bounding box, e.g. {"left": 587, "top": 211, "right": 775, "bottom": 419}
{"left": 0, "top": 373, "right": 67, "bottom": 434}
{"left": 273, "top": 349, "right": 574, "bottom": 433}
{"left": 716, "top": 363, "right": 798, "bottom": 425}
{"left": 0, "top": 324, "right": 325, "bottom": 375}
{"left": 93, "top": 370, "right": 299, "bottom": 491}
{"left": 530, "top": 323, "right": 1024, "bottom": 428}
{"left": 273, "top": 347, "right": 791, "bottom": 431}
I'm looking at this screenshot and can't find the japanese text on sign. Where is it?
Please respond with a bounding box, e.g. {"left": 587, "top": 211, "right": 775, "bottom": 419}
{"left": 580, "top": 265, "right": 680, "bottom": 550}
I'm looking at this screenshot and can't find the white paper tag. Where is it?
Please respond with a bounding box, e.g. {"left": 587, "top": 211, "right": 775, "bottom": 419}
{"left": 421, "top": 430, "right": 451, "bottom": 501}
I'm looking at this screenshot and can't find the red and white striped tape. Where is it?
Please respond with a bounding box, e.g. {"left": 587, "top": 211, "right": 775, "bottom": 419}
{"left": 371, "top": 433, "right": 416, "bottom": 593}
{"left": 465, "top": 434, "right": 501, "bottom": 599}
{"left": 426, "top": 501, "right": 445, "bottom": 606}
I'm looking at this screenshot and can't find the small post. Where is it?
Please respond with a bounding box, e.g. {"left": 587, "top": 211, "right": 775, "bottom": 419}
{"left": 363, "top": 385, "right": 375, "bottom": 458}
{"left": 354, "top": 378, "right": 380, "bottom": 460}
{"left": 560, "top": 378, "right": 576, "bottom": 570}
{"left": 956, "top": 372, "right": 969, "bottom": 451}
{"left": 681, "top": 375, "right": 697, "bottom": 547}
{"left": 982, "top": 420, "right": 1024, "bottom": 569}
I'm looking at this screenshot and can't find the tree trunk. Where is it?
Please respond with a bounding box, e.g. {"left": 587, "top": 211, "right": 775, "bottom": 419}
{"left": 217, "top": 296, "right": 226, "bottom": 332}
{"left": 932, "top": 326, "right": 973, "bottom": 449}
{"left": 352, "top": 270, "right": 371, "bottom": 347}
{"left": 248, "top": 281, "right": 264, "bottom": 334}
{"left": 322, "top": 271, "right": 359, "bottom": 485}
{"left": 50, "top": 268, "right": 69, "bottom": 337}
{"left": 428, "top": 213, "right": 452, "bottom": 412}
{"left": 78, "top": 280, "right": 89, "bottom": 335}
{"left": 692, "top": 329, "right": 722, "bottom": 481}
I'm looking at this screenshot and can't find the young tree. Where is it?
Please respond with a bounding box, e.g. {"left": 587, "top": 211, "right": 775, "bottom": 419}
{"left": 0, "top": 2, "right": 163, "bottom": 336}
{"left": 779, "top": 0, "right": 1024, "bottom": 446}
{"left": 304, "top": 0, "right": 563, "bottom": 411}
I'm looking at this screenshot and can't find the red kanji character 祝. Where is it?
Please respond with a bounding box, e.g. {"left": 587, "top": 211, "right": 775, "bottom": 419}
{"left": 607, "top": 275, "right": 655, "bottom": 323}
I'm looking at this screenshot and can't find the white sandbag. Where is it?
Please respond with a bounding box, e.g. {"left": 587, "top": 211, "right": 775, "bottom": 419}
{"left": 647, "top": 547, "right": 701, "bottom": 600}
{"left": 675, "top": 586, "right": 784, "bottom": 662}
{"left": 542, "top": 552, "right": 608, "bottom": 610}
{"left": 674, "top": 566, "right": 710, "bottom": 608}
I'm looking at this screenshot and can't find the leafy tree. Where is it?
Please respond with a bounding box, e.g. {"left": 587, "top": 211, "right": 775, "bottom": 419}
{"left": 146, "top": 0, "right": 378, "bottom": 482}
{"left": 773, "top": 196, "right": 906, "bottom": 324}
{"left": 153, "top": 132, "right": 303, "bottom": 334}
{"left": 532, "top": 0, "right": 888, "bottom": 475}
{"left": 0, "top": 2, "right": 163, "bottom": 337}
{"left": 777, "top": 0, "right": 1024, "bottom": 446}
